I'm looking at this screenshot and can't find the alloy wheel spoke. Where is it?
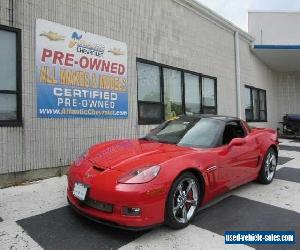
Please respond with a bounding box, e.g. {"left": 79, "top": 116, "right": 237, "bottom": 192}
{"left": 186, "top": 181, "right": 194, "bottom": 194}
{"left": 182, "top": 206, "right": 187, "bottom": 223}
{"left": 186, "top": 199, "right": 197, "bottom": 205}
{"left": 178, "top": 184, "right": 184, "bottom": 196}
{"left": 173, "top": 204, "right": 180, "bottom": 214}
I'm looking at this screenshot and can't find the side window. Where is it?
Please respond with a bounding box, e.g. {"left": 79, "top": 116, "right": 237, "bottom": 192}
{"left": 223, "top": 121, "right": 245, "bottom": 145}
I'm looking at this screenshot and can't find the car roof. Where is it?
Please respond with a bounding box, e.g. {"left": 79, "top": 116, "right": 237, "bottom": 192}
{"left": 179, "top": 114, "right": 240, "bottom": 122}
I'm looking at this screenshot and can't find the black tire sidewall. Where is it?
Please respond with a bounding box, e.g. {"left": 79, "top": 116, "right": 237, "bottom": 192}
{"left": 165, "top": 172, "right": 200, "bottom": 229}
{"left": 258, "top": 148, "right": 277, "bottom": 184}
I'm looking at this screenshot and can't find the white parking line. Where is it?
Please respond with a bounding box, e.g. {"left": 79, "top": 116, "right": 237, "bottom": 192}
{"left": 0, "top": 221, "right": 41, "bottom": 250}
{"left": 232, "top": 179, "right": 300, "bottom": 214}
{"left": 0, "top": 176, "right": 67, "bottom": 221}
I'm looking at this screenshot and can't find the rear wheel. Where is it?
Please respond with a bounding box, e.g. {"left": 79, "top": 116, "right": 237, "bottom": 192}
{"left": 165, "top": 172, "right": 200, "bottom": 229}
{"left": 258, "top": 148, "right": 277, "bottom": 184}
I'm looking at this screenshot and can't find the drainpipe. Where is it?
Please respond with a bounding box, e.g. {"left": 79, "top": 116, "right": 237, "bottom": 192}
{"left": 234, "top": 31, "right": 242, "bottom": 118}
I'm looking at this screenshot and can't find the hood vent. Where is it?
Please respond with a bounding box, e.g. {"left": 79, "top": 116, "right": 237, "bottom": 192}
{"left": 92, "top": 165, "right": 105, "bottom": 172}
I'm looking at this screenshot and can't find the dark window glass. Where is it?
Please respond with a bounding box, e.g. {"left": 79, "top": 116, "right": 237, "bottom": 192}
{"left": 259, "top": 90, "right": 267, "bottom": 121}
{"left": 179, "top": 118, "right": 223, "bottom": 148}
{"left": 138, "top": 102, "right": 162, "bottom": 124}
{"left": 252, "top": 89, "right": 259, "bottom": 120}
{"left": 222, "top": 121, "right": 245, "bottom": 145}
{"left": 244, "top": 86, "right": 267, "bottom": 122}
{"left": 144, "top": 117, "right": 223, "bottom": 148}
{"left": 184, "top": 73, "right": 201, "bottom": 115}
{"left": 163, "top": 68, "right": 183, "bottom": 120}
{"left": 0, "top": 26, "right": 21, "bottom": 125}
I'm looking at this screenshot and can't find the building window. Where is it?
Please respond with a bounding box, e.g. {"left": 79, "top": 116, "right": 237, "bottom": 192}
{"left": 163, "top": 68, "right": 183, "bottom": 120}
{"left": 202, "top": 77, "right": 217, "bottom": 114}
{"left": 244, "top": 85, "right": 267, "bottom": 122}
{"left": 184, "top": 73, "right": 201, "bottom": 115}
{"left": 137, "top": 59, "right": 217, "bottom": 124}
{"left": 0, "top": 25, "right": 21, "bottom": 126}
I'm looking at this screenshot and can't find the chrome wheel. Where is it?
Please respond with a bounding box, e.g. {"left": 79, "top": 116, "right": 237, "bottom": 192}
{"left": 265, "top": 151, "right": 277, "bottom": 181}
{"left": 173, "top": 178, "right": 198, "bottom": 224}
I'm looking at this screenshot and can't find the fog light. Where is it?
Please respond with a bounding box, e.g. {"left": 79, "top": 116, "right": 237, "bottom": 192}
{"left": 122, "top": 207, "right": 141, "bottom": 216}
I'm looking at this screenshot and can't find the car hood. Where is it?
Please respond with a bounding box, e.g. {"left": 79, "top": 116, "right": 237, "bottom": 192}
{"left": 86, "top": 139, "right": 194, "bottom": 172}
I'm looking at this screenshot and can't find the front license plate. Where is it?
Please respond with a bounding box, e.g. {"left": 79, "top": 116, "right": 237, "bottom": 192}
{"left": 73, "top": 182, "right": 88, "bottom": 201}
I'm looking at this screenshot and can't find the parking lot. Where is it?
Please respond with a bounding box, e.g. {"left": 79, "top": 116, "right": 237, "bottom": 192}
{"left": 0, "top": 139, "right": 299, "bottom": 250}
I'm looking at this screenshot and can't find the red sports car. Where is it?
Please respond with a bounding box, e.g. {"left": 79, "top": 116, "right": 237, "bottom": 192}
{"left": 67, "top": 115, "right": 279, "bottom": 230}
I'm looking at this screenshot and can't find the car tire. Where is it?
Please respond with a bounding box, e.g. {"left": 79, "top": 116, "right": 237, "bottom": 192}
{"left": 258, "top": 147, "right": 277, "bottom": 184}
{"left": 165, "top": 172, "right": 200, "bottom": 229}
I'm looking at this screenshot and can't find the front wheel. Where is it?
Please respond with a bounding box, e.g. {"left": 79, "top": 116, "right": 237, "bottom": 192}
{"left": 258, "top": 148, "right": 277, "bottom": 184}
{"left": 165, "top": 172, "right": 200, "bottom": 229}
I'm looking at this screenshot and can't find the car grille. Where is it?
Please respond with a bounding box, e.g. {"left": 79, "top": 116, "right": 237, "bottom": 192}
{"left": 83, "top": 198, "right": 113, "bottom": 213}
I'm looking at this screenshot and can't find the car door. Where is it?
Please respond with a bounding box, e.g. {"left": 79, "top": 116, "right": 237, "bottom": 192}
{"left": 217, "top": 121, "right": 260, "bottom": 189}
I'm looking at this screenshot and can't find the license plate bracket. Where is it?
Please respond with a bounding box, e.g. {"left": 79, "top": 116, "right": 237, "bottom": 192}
{"left": 73, "top": 182, "right": 88, "bottom": 201}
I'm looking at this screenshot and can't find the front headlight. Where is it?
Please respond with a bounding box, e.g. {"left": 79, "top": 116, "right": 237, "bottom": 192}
{"left": 118, "top": 165, "right": 161, "bottom": 184}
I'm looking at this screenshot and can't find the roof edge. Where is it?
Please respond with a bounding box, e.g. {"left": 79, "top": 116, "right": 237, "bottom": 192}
{"left": 173, "top": 0, "right": 254, "bottom": 42}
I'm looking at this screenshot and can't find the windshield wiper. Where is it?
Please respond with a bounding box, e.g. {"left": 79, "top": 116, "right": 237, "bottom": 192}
{"left": 140, "top": 137, "right": 154, "bottom": 141}
{"left": 157, "top": 139, "right": 176, "bottom": 144}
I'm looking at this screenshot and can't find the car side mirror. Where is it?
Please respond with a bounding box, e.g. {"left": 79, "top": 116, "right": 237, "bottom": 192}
{"left": 229, "top": 138, "right": 246, "bottom": 147}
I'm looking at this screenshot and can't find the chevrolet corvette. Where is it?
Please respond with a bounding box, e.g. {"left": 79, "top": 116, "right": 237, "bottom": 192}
{"left": 67, "top": 115, "right": 279, "bottom": 230}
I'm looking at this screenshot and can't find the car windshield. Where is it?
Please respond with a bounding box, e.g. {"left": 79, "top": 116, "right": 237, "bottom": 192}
{"left": 144, "top": 117, "right": 224, "bottom": 148}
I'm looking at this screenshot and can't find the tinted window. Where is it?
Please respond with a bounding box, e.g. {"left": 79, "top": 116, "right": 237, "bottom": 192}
{"left": 179, "top": 118, "right": 223, "bottom": 148}
{"left": 222, "top": 121, "right": 245, "bottom": 145}
{"left": 145, "top": 117, "right": 223, "bottom": 148}
{"left": 244, "top": 86, "right": 267, "bottom": 122}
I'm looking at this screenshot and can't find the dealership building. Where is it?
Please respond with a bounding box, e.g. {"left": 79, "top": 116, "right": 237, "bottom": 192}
{"left": 0, "top": 0, "right": 299, "bottom": 186}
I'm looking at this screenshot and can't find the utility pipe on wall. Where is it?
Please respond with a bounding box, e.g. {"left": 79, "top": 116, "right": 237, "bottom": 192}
{"left": 234, "top": 31, "right": 242, "bottom": 118}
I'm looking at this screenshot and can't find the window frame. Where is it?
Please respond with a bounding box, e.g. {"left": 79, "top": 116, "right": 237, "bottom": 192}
{"left": 136, "top": 58, "right": 217, "bottom": 125}
{"left": 0, "top": 24, "right": 22, "bottom": 127}
{"left": 244, "top": 85, "right": 267, "bottom": 123}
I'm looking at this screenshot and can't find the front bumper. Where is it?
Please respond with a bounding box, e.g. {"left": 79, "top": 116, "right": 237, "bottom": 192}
{"left": 67, "top": 196, "right": 161, "bottom": 231}
{"left": 67, "top": 165, "right": 167, "bottom": 229}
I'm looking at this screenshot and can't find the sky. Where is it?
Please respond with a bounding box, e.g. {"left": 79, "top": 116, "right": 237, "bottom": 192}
{"left": 197, "top": 0, "right": 300, "bottom": 31}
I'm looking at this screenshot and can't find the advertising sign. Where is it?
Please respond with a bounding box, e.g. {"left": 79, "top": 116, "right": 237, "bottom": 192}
{"left": 36, "top": 19, "right": 128, "bottom": 118}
